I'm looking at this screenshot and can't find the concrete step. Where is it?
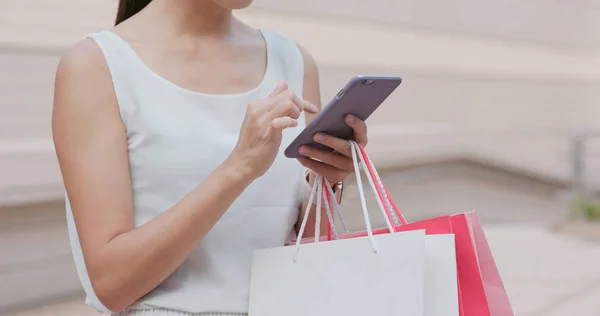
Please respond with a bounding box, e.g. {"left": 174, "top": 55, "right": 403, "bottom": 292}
{"left": 6, "top": 224, "right": 600, "bottom": 315}
{"left": 0, "top": 164, "right": 577, "bottom": 312}
{"left": 0, "top": 202, "right": 82, "bottom": 313}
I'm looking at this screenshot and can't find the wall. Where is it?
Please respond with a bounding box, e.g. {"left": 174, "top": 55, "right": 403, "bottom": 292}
{"left": 2, "top": 0, "right": 600, "bottom": 203}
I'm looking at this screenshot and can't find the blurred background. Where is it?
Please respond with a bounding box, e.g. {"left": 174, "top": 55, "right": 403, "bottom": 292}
{"left": 1, "top": 0, "right": 600, "bottom": 315}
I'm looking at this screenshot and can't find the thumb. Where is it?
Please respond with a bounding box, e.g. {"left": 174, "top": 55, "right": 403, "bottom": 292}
{"left": 269, "top": 81, "right": 288, "bottom": 97}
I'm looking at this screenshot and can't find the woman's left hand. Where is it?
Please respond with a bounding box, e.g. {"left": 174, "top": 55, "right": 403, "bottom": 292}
{"left": 297, "top": 114, "right": 368, "bottom": 184}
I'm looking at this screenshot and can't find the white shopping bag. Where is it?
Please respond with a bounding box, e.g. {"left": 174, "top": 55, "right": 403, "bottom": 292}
{"left": 424, "top": 235, "right": 458, "bottom": 316}
{"left": 352, "top": 144, "right": 459, "bottom": 316}
{"left": 249, "top": 230, "right": 426, "bottom": 316}
{"left": 248, "top": 142, "right": 427, "bottom": 316}
{"left": 358, "top": 143, "right": 458, "bottom": 316}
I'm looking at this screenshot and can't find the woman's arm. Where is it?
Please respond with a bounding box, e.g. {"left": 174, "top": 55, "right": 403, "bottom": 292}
{"left": 53, "top": 40, "right": 254, "bottom": 312}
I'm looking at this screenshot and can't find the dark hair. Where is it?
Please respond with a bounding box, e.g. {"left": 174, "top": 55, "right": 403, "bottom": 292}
{"left": 115, "top": 0, "right": 153, "bottom": 25}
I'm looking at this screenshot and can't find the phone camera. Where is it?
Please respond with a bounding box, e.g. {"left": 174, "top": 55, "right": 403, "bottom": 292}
{"left": 361, "top": 79, "right": 375, "bottom": 85}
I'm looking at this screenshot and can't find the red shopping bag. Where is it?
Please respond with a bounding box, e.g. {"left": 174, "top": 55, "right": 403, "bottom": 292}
{"left": 458, "top": 212, "right": 514, "bottom": 316}
{"left": 297, "top": 143, "right": 514, "bottom": 316}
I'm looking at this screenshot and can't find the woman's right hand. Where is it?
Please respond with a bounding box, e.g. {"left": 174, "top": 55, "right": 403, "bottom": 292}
{"left": 229, "top": 81, "right": 319, "bottom": 180}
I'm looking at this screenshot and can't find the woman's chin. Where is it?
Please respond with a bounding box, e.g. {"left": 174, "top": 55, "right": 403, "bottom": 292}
{"left": 213, "top": 0, "right": 254, "bottom": 10}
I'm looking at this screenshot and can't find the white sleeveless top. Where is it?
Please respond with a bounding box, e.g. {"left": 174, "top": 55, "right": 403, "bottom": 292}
{"left": 65, "top": 29, "right": 307, "bottom": 315}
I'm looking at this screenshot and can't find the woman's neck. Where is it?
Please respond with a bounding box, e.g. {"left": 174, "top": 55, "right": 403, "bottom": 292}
{"left": 144, "top": 0, "right": 235, "bottom": 38}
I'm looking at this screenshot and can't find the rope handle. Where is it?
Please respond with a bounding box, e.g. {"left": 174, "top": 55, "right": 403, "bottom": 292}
{"left": 357, "top": 144, "right": 408, "bottom": 229}
{"left": 293, "top": 142, "right": 382, "bottom": 262}
{"left": 294, "top": 175, "right": 343, "bottom": 262}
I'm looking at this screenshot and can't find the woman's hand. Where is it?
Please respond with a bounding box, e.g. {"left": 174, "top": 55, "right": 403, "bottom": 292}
{"left": 229, "top": 81, "right": 319, "bottom": 180}
{"left": 297, "top": 114, "right": 368, "bottom": 184}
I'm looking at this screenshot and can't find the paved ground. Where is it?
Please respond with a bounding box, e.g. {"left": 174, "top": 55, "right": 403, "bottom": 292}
{"left": 6, "top": 223, "right": 600, "bottom": 316}
{"left": 489, "top": 225, "right": 600, "bottom": 316}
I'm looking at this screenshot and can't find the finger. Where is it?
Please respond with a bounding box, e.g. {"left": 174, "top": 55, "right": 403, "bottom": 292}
{"left": 271, "top": 117, "right": 298, "bottom": 131}
{"left": 313, "top": 133, "right": 353, "bottom": 157}
{"left": 269, "top": 90, "right": 303, "bottom": 119}
{"left": 271, "top": 90, "right": 304, "bottom": 112}
{"left": 346, "top": 114, "right": 368, "bottom": 146}
{"left": 298, "top": 158, "right": 348, "bottom": 184}
{"left": 303, "top": 100, "right": 320, "bottom": 114}
{"left": 299, "top": 145, "right": 353, "bottom": 171}
{"left": 271, "top": 98, "right": 301, "bottom": 120}
{"left": 269, "top": 81, "right": 288, "bottom": 97}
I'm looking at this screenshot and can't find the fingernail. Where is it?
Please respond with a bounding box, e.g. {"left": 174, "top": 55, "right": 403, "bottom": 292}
{"left": 314, "top": 133, "right": 324, "bottom": 142}
{"left": 299, "top": 146, "right": 308, "bottom": 154}
{"left": 347, "top": 115, "right": 355, "bottom": 123}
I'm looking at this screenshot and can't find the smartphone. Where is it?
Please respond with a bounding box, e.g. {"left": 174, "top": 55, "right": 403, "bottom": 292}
{"left": 284, "top": 74, "right": 402, "bottom": 158}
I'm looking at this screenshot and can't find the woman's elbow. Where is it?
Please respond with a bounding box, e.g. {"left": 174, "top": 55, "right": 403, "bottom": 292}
{"left": 90, "top": 273, "right": 134, "bottom": 313}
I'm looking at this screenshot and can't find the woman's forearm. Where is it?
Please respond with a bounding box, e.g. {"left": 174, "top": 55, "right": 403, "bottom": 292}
{"left": 90, "top": 158, "right": 253, "bottom": 312}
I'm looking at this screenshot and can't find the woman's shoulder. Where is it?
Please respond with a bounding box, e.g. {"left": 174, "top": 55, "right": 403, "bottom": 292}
{"left": 55, "top": 37, "right": 114, "bottom": 105}
{"left": 295, "top": 42, "right": 318, "bottom": 78}
{"left": 54, "top": 35, "right": 120, "bottom": 122}
{"left": 57, "top": 27, "right": 138, "bottom": 98}
{"left": 260, "top": 29, "right": 318, "bottom": 76}
{"left": 260, "top": 29, "right": 305, "bottom": 54}
{"left": 58, "top": 37, "right": 108, "bottom": 77}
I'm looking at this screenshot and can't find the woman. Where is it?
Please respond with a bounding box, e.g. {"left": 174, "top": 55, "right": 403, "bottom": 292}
{"left": 52, "top": 0, "right": 369, "bottom": 315}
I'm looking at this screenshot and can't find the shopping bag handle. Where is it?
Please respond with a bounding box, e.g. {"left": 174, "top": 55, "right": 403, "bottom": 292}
{"left": 349, "top": 141, "right": 397, "bottom": 233}
{"left": 320, "top": 141, "right": 398, "bottom": 237}
{"left": 314, "top": 174, "right": 340, "bottom": 241}
{"left": 294, "top": 142, "right": 383, "bottom": 262}
{"left": 294, "top": 174, "right": 340, "bottom": 262}
{"left": 321, "top": 142, "right": 400, "bottom": 241}
{"left": 323, "top": 179, "right": 334, "bottom": 241}
{"left": 357, "top": 144, "right": 408, "bottom": 229}
{"left": 322, "top": 177, "right": 350, "bottom": 239}
{"left": 310, "top": 176, "right": 349, "bottom": 242}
